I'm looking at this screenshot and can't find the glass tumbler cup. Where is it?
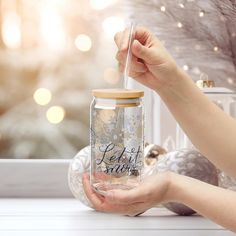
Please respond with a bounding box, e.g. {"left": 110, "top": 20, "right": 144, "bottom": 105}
{"left": 90, "top": 89, "right": 144, "bottom": 195}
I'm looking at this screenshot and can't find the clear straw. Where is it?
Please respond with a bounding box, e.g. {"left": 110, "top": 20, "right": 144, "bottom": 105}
{"left": 123, "top": 22, "right": 136, "bottom": 89}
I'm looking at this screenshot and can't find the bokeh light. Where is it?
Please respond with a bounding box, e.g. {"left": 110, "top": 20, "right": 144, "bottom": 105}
{"left": 2, "top": 12, "right": 21, "bottom": 49}
{"left": 40, "top": 6, "right": 66, "bottom": 50}
{"left": 102, "top": 16, "right": 125, "bottom": 37}
{"left": 89, "top": 0, "right": 117, "bottom": 10}
{"left": 160, "top": 6, "right": 166, "bottom": 12}
{"left": 199, "top": 10, "right": 205, "bottom": 17}
{"left": 33, "top": 88, "right": 52, "bottom": 106}
{"left": 103, "top": 67, "right": 120, "bottom": 84}
{"left": 183, "top": 65, "right": 189, "bottom": 71}
{"left": 227, "top": 78, "right": 234, "bottom": 84}
{"left": 177, "top": 22, "right": 183, "bottom": 28}
{"left": 75, "top": 34, "right": 92, "bottom": 52}
{"left": 46, "top": 106, "right": 65, "bottom": 124}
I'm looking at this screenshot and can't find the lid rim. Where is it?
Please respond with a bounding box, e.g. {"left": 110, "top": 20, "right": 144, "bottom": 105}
{"left": 92, "top": 89, "right": 144, "bottom": 99}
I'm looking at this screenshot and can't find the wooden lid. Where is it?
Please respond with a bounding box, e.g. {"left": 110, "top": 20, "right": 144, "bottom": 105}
{"left": 92, "top": 89, "right": 144, "bottom": 99}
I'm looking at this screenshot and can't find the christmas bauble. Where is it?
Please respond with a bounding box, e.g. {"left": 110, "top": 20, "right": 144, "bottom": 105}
{"left": 156, "top": 149, "right": 218, "bottom": 216}
{"left": 68, "top": 146, "right": 93, "bottom": 208}
{"left": 144, "top": 143, "right": 167, "bottom": 166}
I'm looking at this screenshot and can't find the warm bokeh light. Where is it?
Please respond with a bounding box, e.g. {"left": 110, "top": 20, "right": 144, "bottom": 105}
{"left": 46, "top": 106, "right": 65, "bottom": 124}
{"left": 40, "top": 6, "right": 66, "bottom": 50}
{"left": 214, "top": 46, "right": 219, "bottom": 52}
{"left": 103, "top": 67, "right": 120, "bottom": 84}
{"left": 177, "top": 22, "right": 183, "bottom": 28}
{"left": 102, "top": 16, "right": 125, "bottom": 37}
{"left": 75, "top": 34, "right": 92, "bottom": 52}
{"left": 160, "top": 6, "right": 166, "bottom": 12}
{"left": 89, "top": 0, "right": 117, "bottom": 10}
{"left": 199, "top": 10, "right": 205, "bottom": 17}
{"left": 183, "top": 65, "right": 189, "bottom": 71}
{"left": 2, "top": 12, "right": 21, "bottom": 49}
{"left": 33, "top": 88, "right": 52, "bottom": 106}
{"left": 227, "top": 78, "right": 234, "bottom": 84}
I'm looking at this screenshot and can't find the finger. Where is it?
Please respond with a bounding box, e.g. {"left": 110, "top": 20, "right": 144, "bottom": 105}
{"left": 93, "top": 172, "right": 111, "bottom": 181}
{"left": 132, "top": 40, "right": 152, "bottom": 63}
{"left": 118, "top": 62, "right": 124, "bottom": 73}
{"left": 120, "top": 27, "right": 130, "bottom": 51}
{"left": 114, "top": 31, "right": 124, "bottom": 50}
{"left": 83, "top": 173, "right": 151, "bottom": 215}
{"left": 116, "top": 52, "right": 147, "bottom": 73}
{"left": 105, "top": 187, "right": 147, "bottom": 205}
{"left": 118, "top": 62, "right": 144, "bottom": 79}
{"left": 82, "top": 173, "right": 104, "bottom": 209}
{"left": 133, "top": 26, "right": 152, "bottom": 44}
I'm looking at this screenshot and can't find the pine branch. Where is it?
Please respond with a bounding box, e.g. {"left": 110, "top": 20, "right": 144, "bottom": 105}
{"left": 125, "top": 0, "right": 236, "bottom": 88}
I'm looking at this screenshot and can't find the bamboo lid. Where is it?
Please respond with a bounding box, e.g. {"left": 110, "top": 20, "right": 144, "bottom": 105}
{"left": 92, "top": 89, "right": 144, "bottom": 99}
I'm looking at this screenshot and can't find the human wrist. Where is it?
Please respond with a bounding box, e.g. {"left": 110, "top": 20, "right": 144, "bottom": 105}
{"left": 163, "top": 172, "right": 188, "bottom": 204}
{"left": 155, "top": 65, "right": 188, "bottom": 94}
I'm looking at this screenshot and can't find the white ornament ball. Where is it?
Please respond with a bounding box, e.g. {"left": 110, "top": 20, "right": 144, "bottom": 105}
{"left": 68, "top": 146, "right": 93, "bottom": 208}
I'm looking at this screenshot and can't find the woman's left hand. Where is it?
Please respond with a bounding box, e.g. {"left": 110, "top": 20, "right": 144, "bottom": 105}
{"left": 82, "top": 172, "right": 173, "bottom": 216}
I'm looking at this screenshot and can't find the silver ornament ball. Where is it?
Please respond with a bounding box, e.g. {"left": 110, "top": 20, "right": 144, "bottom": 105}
{"left": 156, "top": 149, "right": 218, "bottom": 216}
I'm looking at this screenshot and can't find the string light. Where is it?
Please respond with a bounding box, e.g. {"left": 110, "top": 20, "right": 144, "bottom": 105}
{"left": 179, "top": 3, "right": 185, "bottom": 8}
{"left": 177, "top": 22, "right": 183, "bottom": 28}
{"left": 75, "top": 34, "right": 92, "bottom": 52}
{"left": 214, "top": 46, "right": 219, "bottom": 52}
{"left": 33, "top": 88, "right": 52, "bottom": 106}
{"left": 160, "top": 6, "right": 166, "bottom": 12}
{"left": 199, "top": 10, "right": 205, "bottom": 17}
{"left": 183, "top": 65, "right": 189, "bottom": 71}
{"left": 46, "top": 106, "right": 65, "bottom": 124}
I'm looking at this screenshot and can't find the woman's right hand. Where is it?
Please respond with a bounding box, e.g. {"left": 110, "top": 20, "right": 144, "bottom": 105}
{"left": 114, "top": 26, "right": 180, "bottom": 91}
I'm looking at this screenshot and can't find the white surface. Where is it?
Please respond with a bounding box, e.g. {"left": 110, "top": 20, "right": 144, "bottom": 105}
{"left": 0, "top": 198, "right": 234, "bottom": 236}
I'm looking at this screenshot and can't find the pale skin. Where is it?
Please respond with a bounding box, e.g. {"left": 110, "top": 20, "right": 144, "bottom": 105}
{"left": 83, "top": 26, "right": 236, "bottom": 232}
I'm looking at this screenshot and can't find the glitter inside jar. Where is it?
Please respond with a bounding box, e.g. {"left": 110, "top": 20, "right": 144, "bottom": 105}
{"left": 90, "top": 89, "right": 144, "bottom": 195}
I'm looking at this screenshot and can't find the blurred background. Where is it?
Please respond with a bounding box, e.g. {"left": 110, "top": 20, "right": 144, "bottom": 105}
{"left": 0, "top": 0, "right": 125, "bottom": 159}
{"left": 1, "top": 0, "right": 236, "bottom": 159}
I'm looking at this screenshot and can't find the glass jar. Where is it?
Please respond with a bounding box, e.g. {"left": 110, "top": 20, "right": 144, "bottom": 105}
{"left": 90, "top": 89, "right": 144, "bottom": 195}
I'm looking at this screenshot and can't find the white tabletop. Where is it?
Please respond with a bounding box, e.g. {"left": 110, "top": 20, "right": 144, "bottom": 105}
{"left": 0, "top": 198, "right": 234, "bottom": 236}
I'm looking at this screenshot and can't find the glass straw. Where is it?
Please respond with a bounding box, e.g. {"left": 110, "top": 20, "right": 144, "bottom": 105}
{"left": 123, "top": 22, "right": 136, "bottom": 89}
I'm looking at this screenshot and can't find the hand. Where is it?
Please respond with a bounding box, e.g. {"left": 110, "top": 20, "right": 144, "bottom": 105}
{"left": 82, "top": 172, "right": 173, "bottom": 216}
{"left": 114, "top": 26, "right": 179, "bottom": 91}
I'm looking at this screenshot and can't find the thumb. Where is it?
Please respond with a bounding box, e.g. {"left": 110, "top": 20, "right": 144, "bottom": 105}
{"left": 132, "top": 40, "right": 153, "bottom": 63}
